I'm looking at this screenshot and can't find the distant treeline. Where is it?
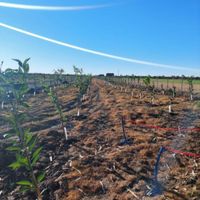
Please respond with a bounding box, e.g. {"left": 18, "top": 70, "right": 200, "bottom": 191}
{"left": 0, "top": 73, "right": 76, "bottom": 86}
{"left": 1, "top": 72, "right": 200, "bottom": 81}
{"left": 111, "top": 75, "right": 200, "bottom": 80}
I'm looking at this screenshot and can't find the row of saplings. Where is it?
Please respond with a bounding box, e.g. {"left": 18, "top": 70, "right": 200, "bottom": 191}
{"left": 106, "top": 75, "right": 195, "bottom": 113}
{"left": 0, "top": 59, "right": 91, "bottom": 200}
{"left": 106, "top": 75, "right": 195, "bottom": 100}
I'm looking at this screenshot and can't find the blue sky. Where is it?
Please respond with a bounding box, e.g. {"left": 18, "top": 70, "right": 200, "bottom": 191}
{"left": 0, "top": 0, "right": 200, "bottom": 75}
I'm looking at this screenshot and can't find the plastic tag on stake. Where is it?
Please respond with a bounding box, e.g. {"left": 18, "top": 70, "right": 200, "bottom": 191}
{"left": 64, "top": 127, "right": 68, "bottom": 140}
{"left": 77, "top": 109, "right": 80, "bottom": 117}
{"left": 49, "top": 156, "right": 53, "bottom": 162}
{"left": 168, "top": 105, "right": 172, "bottom": 113}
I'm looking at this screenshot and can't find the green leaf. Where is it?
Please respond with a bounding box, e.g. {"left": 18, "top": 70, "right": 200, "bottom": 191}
{"left": 17, "top": 180, "right": 33, "bottom": 187}
{"left": 23, "top": 64, "right": 30, "bottom": 74}
{"left": 9, "top": 161, "right": 21, "bottom": 170}
{"left": 12, "top": 59, "right": 23, "bottom": 68}
{"left": 27, "top": 135, "right": 37, "bottom": 151}
{"left": 23, "top": 58, "right": 30, "bottom": 67}
{"left": 24, "top": 131, "right": 33, "bottom": 145}
{"left": 37, "top": 172, "right": 45, "bottom": 183}
{"left": 6, "top": 146, "right": 21, "bottom": 152}
{"left": 23, "top": 58, "right": 30, "bottom": 73}
{"left": 19, "top": 186, "right": 32, "bottom": 193}
{"left": 24, "top": 57, "right": 30, "bottom": 64}
{"left": 31, "top": 147, "right": 42, "bottom": 166}
{"left": 32, "top": 147, "right": 42, "bottom": 160}
{"left": 16, "top": 154, "right": 29, "bottom": 167}
{"left": 20, "top": 157, "right": 29, "bottom": 166}
{"left": 31, "top": 154, "right": 40, "bottom": 166}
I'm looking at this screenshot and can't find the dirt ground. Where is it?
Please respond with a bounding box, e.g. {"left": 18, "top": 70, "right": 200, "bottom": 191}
{"left": 0, "top": 78, "right": 200, "bottom": 200}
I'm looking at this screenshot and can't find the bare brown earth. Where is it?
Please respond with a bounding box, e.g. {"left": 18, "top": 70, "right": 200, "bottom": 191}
{"left": 0, "top": 78, "right": 200, "bottom": 200}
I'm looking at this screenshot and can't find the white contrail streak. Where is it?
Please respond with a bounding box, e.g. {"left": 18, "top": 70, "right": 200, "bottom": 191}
{"left": 0, "top": 2, "right": 108, "bottom": 11}
{"left": 0, "top": 22, "right": 198, "bottom": 72}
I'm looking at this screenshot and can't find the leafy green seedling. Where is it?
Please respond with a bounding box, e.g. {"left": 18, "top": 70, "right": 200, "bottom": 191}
{"left": 0, "top": 58, "right": 44, "bottom": 200}
{"left": 188, "top": 77, "right": 193, "bottom": 101}
{"left": 45, "top": 86, "right": 68, "bottom": 140}
{"left": 143, "top": 76, "right": 155, "bottom": 105}
{"left": 73, "top": 66, "right": 91, "bottom": 117}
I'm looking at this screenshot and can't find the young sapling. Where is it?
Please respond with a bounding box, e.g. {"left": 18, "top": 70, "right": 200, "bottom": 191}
{"left": 73, "top": 66, "right": 91, "bottom": 117}
{"left": 168, "top": 92, "right": 174, "bottom": 113}
{"left": 0, "top": 58, "right": 44, "bottom": 200}
{"left": 188, "top": 77, "right": 194, "bottom": 101}
{"left": 143, "top": 76, "right": 156, "bottom": 105}
{"left": 45, "top": 86, "right": 67, "bottom": 140}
